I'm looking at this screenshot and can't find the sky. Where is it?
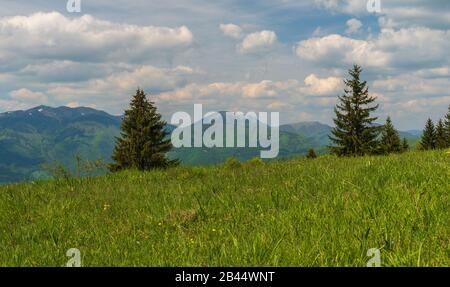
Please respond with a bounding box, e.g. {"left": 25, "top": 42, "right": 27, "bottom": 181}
{"left": 0, "top": 0, "right": 449, "bottom": 129}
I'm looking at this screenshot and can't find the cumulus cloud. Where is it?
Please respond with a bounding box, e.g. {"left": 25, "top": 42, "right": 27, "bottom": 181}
{"left": 238, "top": 30, "right": 277, "bottom": 54}
{"left": 303, "top": 74, "right": 342, "bottom": 95}
{"left": 345, "top": 18, "right": 362, "bottom": 34}
{"left": 9, "top": 88, "right": 48, "bottom": 104}
{"left": 157, "top": 74, "right": 341, "bottom": 106}
{"left": 65, "top": 65, "right": 193, "bottom": 92}
{"left": 378, "top": 3, "right": 450, "bottom": 29}
{"left": 296, "top": 34, "right": 389, "bottom": 68}
{"left": 0, "top": 88, "right": 48, "bottom": 112}
{"left": 0, "top": 99, "right": 32, "bottom": 112}
{"left": 158, "top": 80, "right": 301, "bottom": 102}
{"left": 155, "top": 79, "right": 305, "bottom": 119}
{"left": 296, "top": 27, "right": 450, "bottom": 70}
{"left": 66, "top": 101, "right": 81, "bottom": 108}
{"left": 396, "top": 96, "right": 450, "bottom": 112}
{"left": 413, "top": 66, "right": 450, "bottom": 78}
{"left": 368, "top": 71, "right": 450, "bottom": 126}
{"left": 220, "top": 23, "right": 243, "bottom": 39}
{"left": 267, "top": 101, "right": 289, "bottom": 109}
{"left": 42, "top": 65, "right": 198, "bottom": 112}
{"left": 17, "top": 60, "right": 136, "bottom": 83}
{"left": 243, "top": 80, "right": 301, "bottom": 98}
{"left": 373, "top": 73, "right": 450, "bottom": 97}
{"left": 375, "top": 27, "right": 450, "bottom": 68}
{"left": 0, "top": 12, "right": 193, "bottom": 63}
{"left": 315, "top": 0, "right": 450, "bottom": 29}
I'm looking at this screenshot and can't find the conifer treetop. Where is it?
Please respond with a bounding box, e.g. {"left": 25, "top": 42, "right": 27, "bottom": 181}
{"left": 380, "top": 116, "right": 401, "bottom": 154}
{"left": 420, "top": 118, "right": 436, "bottom": 150}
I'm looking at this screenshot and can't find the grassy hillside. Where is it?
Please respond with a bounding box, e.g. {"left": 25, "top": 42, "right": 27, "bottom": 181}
{"left": 0, "top": 151, "right": 448, "bottom": 266}
{"left": 170, "top": 130, "right": 323, "bottom": 166}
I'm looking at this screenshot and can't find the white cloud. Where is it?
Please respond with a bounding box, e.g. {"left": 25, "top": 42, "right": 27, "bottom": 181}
{"left": 65, "top": 101, "right": 80, "bottom": 108}
{"left": 9, "top": 88, "right": 48, "bottom": 104}
{"left": 220, "top": 23, "right": 243, "bottom": 39}
{"left": 41, "top": 65, "right": 197, "bottom": 113}
{"left": 296, "top": 27, "right": 450, "bottom": 70}
{"left": 368, "top": 72, "right": 450, "bottom": 125}
{"left": 157, "top": 75, "right": 341, "bottom": 105}
{"left": 155, "top": 79, "right": 309, "bottom": 120}
{"left": 238, "top": 30, "right": 277, "bottom": 54}
{"left": 0, "top": 12, "right": 193, "bottom": 63}
{"left": 16, "top": 60, "right": 137, "bottom": 83}
{"left": 0, "top": 99, "right": 31, "bottom": 112}
{"left": 303, "top": 74, "right": 342, "bottom": 95}
{"left": 375, "top": 27, "right": 450, "bottom": 68}
{"left": 242, "top": 80, "right": 299, "bottom": 98}
{"left": 378, "top": 5, "right": 450, "bottom": 29}
{"left": 373, "top": 73, "right": 450, "bottom": 97}
{"left": 413, "top": 67, "right": 450, "bottom": 78}
{"left": 296, "top": 34, "right": 389, "bottom": 68}
{"left": 267, "top": 101, "right": 289, "bottom": 109}
{"left": 345, "top": 18, "right": 362, "bottom": 34}
{"left": 314, "top": 0, "right": 450, "bottom": 29}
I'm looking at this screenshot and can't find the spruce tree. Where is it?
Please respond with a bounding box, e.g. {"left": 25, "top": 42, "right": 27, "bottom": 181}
{"left": 329, "top": 65, "right": 380, "bottom": 156}
{"left": 110, "top": 88, "right": 177, "bottom": 171}
{"left": 444, "top": 105, "right": 450, "bottom": 147}
{"left": 401, "top": 138, "right": 409, "bottom": 152}
{"left": 420, "top": 118, "right": 436, "bottom": 150}
{"left": 435, "top": 119, "right": 447, "bottom": 149}
{"left": 380, "top": 116, "right": 401, "bottom": 154}
{"left": 306, "top": 148, "right": 317, "bottom": 159}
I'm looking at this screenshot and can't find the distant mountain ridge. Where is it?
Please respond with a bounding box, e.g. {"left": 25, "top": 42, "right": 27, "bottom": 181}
{"left": 0, "top": 106, "right": 122, "bottom": 183}
{"left": 0, "top": 106, "right": 420, "bottom": 183}
{"left": 280, "top": 121, "right": 333, "bottom": 146}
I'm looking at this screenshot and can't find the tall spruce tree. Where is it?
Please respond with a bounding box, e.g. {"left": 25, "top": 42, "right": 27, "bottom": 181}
{"left": 380, "top": 116, "right": 401, "bottom": 154}
{"left": 420, "top": 118, "right": 436, "bottom": 150}
{"left": 401, "top": 138, "right": 409, "bottom": 152}
{"left": 110, "top": 88, "right": 177, "bottom": 171}
{"left": 445, "top": 105, "right": 450, "bottom": 147}
{"left": 329, "top": 65, "right": 380, "bottom": 156}
{"left": 435, "top": 119, "right": 447, "bottom": 149}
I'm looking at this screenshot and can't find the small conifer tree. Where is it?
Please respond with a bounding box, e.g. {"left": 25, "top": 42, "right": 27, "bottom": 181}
{"left": 380, "top": 116, "right": 401, "bottom": 154}
{"left": 435, "top": 119, "right": 447, "bottom": 149}
{"left": 401, "top": 138, "right": 409, "bottom": 152}
{"left": 306, "top": 148, "right": 317, "bottom": 159}
{"left": 444, "top": 105, "right": 450, "bottom": 147}
{"left": 420, "top": 118, "right": 436, "bottom": 150}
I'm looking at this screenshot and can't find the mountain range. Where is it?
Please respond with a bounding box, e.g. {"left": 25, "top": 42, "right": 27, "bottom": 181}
{"left": 0, "top": 106, "right": 421, "bottom": 183}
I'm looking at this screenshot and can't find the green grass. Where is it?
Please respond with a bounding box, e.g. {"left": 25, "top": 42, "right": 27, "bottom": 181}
{"left": 0, "top": 151, "right": 449, "bottom": 266}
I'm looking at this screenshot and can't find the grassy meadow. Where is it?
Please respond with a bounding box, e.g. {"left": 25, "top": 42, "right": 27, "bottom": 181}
{"left": 0, "top": 150, "right": 449, "bottom": 266}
